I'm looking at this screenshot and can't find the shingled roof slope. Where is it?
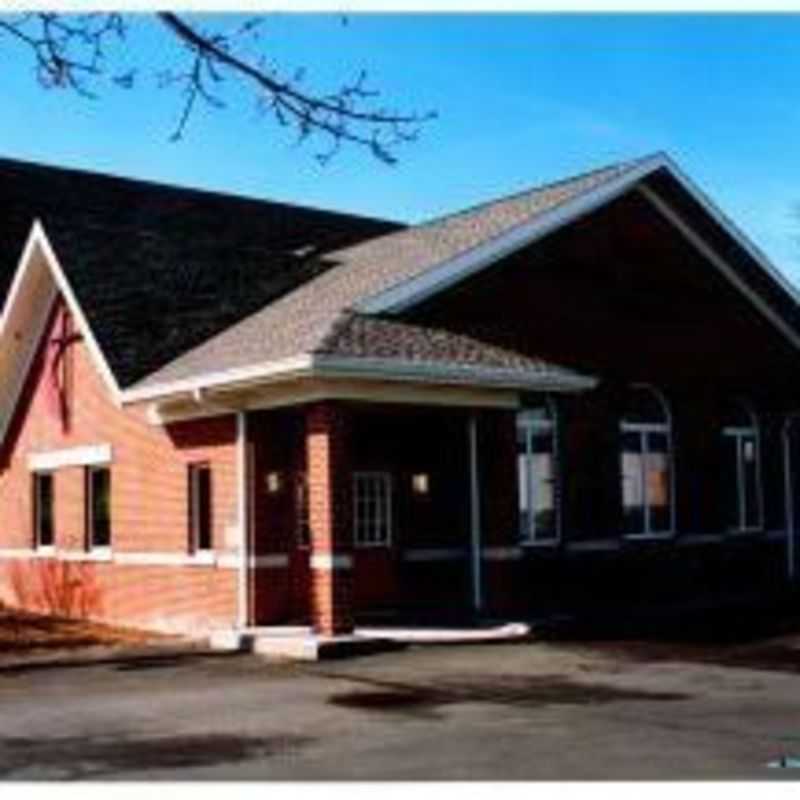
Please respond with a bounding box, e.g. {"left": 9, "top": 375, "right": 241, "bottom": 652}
{"left": 133, "top": 155, "right": 650, "bottom": 390}
{"left": 0, "top": 157, "right": 401, "bottom": 387}
{"left": 316, "top": 313, "right": 591, "bottom": 384}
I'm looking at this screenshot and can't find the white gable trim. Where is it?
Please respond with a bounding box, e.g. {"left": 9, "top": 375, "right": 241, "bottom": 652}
{"left": 0, "top": 291, "right": 57, "bottom": 447}
{"left": 638, "top": 184, "right": 800, "bottom": 352}
{"left": 355, "top": 156, "right": 666, "bottom": 315}
{"left": 33, "top": 222, "right": 122, "bottom": 405}
{"left": 0, "top": 222, "right": 123, "bottom": 446}
{"left": 354, "top": 154, "right": 800, "bottom": 357}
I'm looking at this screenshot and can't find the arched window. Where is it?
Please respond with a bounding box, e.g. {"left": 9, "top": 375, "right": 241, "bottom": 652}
{"left": 517, "top": 400, "right": 558, "bottom": 544}
{"left": 721, "top": 399, "right": 762, "bottom": 532}
{"left": 620, "top": 385, "right": 673, "bottom": 537}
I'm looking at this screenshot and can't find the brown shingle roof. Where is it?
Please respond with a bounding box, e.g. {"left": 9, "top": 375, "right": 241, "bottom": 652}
{"left": 314, "top": 313, "right": 592, "bottom": 384}
{"left": 132, "top": 155, "right": 652, "bottom": 392}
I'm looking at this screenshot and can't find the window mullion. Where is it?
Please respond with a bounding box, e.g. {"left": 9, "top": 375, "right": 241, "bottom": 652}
{"left": 527, "top": 427, "right": 536, "bottom": 541}
{"left": 737, "top": 436, "right": 746, "bottom": 531}
{"left": 641, "top": 431, "right": 650, "bottom": 535}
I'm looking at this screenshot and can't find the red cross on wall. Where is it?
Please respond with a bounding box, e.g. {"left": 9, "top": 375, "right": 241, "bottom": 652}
{"left": 45, "top": 309, "right": 82, "bottom": 431}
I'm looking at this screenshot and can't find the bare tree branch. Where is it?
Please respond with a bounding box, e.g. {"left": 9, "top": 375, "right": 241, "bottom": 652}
{"left": 0, "top": 12, "right": 436, "bottom": 165}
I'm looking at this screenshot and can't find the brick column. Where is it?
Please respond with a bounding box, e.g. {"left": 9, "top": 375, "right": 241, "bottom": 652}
{"left": 481, "top": 409, "right": 522, "bottom": 614}
{"left": 305, "top": 401, "right": 354, "bottom": 635}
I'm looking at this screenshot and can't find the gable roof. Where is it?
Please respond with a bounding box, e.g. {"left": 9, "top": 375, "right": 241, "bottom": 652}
{"left": 0, "top": 157, "right": 401, "bottom": 389}
{"left": 126, "top": 151, "right": 800, "bottom": 401}
{"left": 126, "top": 156, "right": 650, "bottom": 397}
{"left": 4, "top": 151, "right": 799, "bottom": 408}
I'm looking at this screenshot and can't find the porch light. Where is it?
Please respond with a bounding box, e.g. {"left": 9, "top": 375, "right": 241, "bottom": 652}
{"left": 266, "top": 471, "right": 282, "bottom": 494}
{"left": 412, "top": 473, "right": 430, "bottom": 495}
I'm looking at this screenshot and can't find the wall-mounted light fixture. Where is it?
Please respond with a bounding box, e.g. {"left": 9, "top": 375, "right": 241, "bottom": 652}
{"left": 266, "top": 471, "right": 282, "bottom": 494}
{"left": 412, "top": 473, "right": 430, "bottom": 495}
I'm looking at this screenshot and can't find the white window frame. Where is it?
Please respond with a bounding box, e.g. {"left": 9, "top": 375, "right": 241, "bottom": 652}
{"left": 188, "top": 462, "right": 213, "bottom": 554}
{"left": 620, "top": 383, "right": 675, "bottom": 539}
{"left": 723, "top": 401, "right": 764, "bottom": 534}
{"left": 32, "top": 470, "right": 55, "bottom": 552}
{"left": 85, "top": 464, "right": 112, "bottom": 555}
{"left": 353, "top": 471, "right": 392, "bottom": 548}
{"left": 517, "top": 400, "right": 560, "bottom": 546}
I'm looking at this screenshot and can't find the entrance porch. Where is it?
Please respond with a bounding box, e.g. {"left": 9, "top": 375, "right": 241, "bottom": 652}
{"left": 245, "top": 400, "right": 522, "bottom": 636}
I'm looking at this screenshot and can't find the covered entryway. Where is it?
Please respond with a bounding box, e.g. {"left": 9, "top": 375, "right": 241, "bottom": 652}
{"left": 245, "top": 400, "right": 541, "bottom": 634}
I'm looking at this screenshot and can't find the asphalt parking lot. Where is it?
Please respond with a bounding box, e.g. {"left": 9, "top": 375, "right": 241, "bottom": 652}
{"left": 3, "top": 618, "right": 800, "bottom": 780}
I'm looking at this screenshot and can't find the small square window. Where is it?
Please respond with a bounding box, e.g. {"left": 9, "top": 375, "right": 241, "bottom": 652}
{"left": 353, "top": 472, "right": 392, "bottom": 547}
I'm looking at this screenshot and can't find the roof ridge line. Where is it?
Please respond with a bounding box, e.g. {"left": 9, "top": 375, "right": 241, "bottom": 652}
{"left": 412, "top": 152, "right": 662, "bottom": 229}
{"left": 0, "top": 154, "right": 402, "bottom": 228}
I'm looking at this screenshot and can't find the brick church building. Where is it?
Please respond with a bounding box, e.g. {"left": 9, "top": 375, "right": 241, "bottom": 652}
{"left": 1, "top": 152, "right": 800, "bottom": 642}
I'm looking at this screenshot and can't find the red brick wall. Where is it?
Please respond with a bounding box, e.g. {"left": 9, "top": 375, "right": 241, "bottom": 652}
{"left": 0, "top": 298, "right": 240, "bottom": 635}
{"left": 305, "top": 401, "right": 354, "bottom": 634}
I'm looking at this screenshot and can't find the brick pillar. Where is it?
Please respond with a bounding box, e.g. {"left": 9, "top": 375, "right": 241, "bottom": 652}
{"left": 481, "top": 409, "right": 521, "bottom": 614}
{"left": 305, "top": 401, "right": 354, "bottom": 635}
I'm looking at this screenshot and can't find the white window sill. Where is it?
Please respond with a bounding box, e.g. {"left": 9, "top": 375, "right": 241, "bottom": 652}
{"left": 726, "top": 528, "right": 764, "bottom": 537}
{"left": 567, "top": 540, "right": 620, "bottom": 553}
{"left": 622, "top": 533, "right": 675, "bottom": 542}
{"left": 188, "top": 550, "right": 216, "bottom": 566}
{"left": 520, "top": 539, "right": 560, "bottom": 549}
{"left": 32, "top": 546, "right": 56, "bottom": 558}
{"left": 85, "top": 548, "right": 112, "bottom": 562}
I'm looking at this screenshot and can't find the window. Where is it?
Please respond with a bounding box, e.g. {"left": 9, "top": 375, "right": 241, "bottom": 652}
{"left": 620, "top": 385, "right": 673, "bottom": 537}
{"left": 353, "top": 472, "right": 392, "bottom": 547}
{"left": 721, "top": 400, "right": 763, "bottom": 533}
{"left": 86, "top": 466, "right": 111, "bottom": 550}
{"left": 517, "top": 402, "right": 558, "bottom": 544}
{"left": 295, "top": 472, "right": 311, "bottom": 548}
{"left": 32, "top": 472, "right": 54, "bottom": 549}
{"left": 188, "top": 463, "right": 213, "bottom": 552}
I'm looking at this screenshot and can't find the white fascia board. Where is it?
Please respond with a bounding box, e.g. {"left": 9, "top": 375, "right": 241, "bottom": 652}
{"left": 312, "top": 354, "right": 598, "bottom": 393}
{"left": 653, "top": 153, "right": 800, "bottom": 306}
{"left": 28, "top": 443, "right": 112, "bottom": 471}
{"left": 33, "top": 222, "right": 124, "bottom": 406}
{"left": 0, "top": 291, "right": 58, "bottom": 446}
{"left": 120, "top": 355, "right": 315, "bottom": 405}
{"left": 354, "top": 155, "right": 668, "bottom": 315}
{"left": 355, "top": 152, "right": 800, "bottom": 352}
{"left": 134, "top": 352, "right": 596, "bottom": 415}
{"left": 639, "top": 185, "right": 800, "bottom": 353}
{"left": 0, "top": 224, "right": 47, "bottom": 335}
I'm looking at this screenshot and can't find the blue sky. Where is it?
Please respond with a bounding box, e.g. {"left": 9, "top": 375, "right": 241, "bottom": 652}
{"left": 3, "top": 13, "right": 800, "bottom": 282}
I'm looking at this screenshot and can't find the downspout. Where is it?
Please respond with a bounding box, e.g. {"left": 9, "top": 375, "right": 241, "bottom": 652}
{"left": 468, "top": 413, "right": 483, "bottom": 613}
{"left": 194, "top": 389, "right": 250, "bottom": 628}
{"left": 236, "top": 410, "right": 249, "bottom": 629}
{"left": 783, "top": 417, "right": 796, "bottom": 583}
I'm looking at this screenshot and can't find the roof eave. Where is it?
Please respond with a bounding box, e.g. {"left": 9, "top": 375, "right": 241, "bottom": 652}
{"left": 121, "top": 352, "right": 597, "bottom": 407}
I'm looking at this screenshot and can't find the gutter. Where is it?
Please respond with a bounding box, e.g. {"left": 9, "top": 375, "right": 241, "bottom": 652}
{"left": 122, "top": 353, "right": 597, "bottom": 407}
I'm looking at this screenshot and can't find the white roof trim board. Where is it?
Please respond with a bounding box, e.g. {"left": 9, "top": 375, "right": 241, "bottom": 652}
{"left": 0, "top": 222, "right": 124, "bottom": 445}
{"left": 355, "top": 152, "right": 800, "bottom": 316}
{"left": 121, "top": 352, "right": 597, "bottom": 405}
